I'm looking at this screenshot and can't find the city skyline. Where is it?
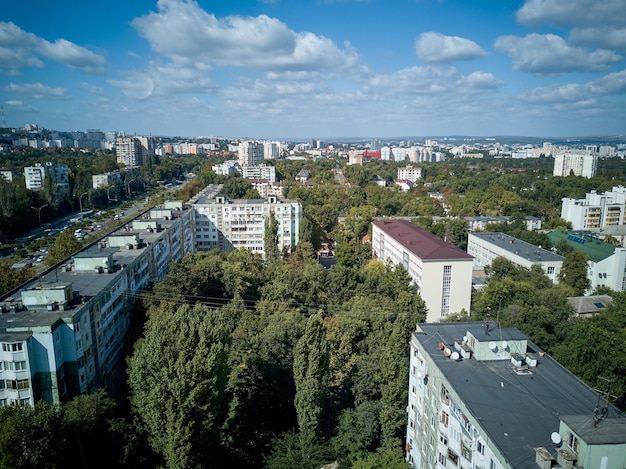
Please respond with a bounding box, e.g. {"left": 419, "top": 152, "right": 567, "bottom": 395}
{"left": 1, "top": 0, "right": 625, "bottom": 139}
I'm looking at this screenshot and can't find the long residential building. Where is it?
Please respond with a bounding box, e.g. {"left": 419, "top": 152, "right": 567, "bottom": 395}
{"left": 561, "top": 186, "right": 626, "bottom": 230}
{"left": 406, "top": 322, "right": 626, "bottom": 469}
{"left": 467, "top": 232, "right": 563, "bottom": 283}
{"left": 190, "top": 184, "right": 302, "bottom": 258}
{"left": 116, "top": 136, "right": 155, "bottom": 167}
{"left": 24, "top": 162, "right": 69, "bottom": 193}
{"left": 372, "top": 219, "right": 473, "bottom": 321}
{"left": 547, "top": 230, "right": 626, "bottom": 293}
{"left": 0, "top": 204, "right": 195, "bottom": 406}
{"left": 553, "top": 152, "right": 598, "bottom": 178}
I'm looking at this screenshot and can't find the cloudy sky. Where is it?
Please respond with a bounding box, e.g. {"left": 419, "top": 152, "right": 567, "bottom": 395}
{"left": 1, "top": 0, "right": 625, "bottom": 138}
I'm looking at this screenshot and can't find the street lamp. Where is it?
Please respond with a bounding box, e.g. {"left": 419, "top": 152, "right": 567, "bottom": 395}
{"left": 107, "top": 184, "right": 117, "bottom": 207}
{"left": 76, "top": 191, "right": 88, "bottom": 214}
{"left": 30, "top": 203, "right": 48, "bottom": 227}
{"left": 126, "top": 178, "right": 136, "bottom": 197}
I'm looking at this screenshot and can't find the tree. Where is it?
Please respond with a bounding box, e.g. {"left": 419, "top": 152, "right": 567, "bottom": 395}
{"left": 264, "top": 430, "right": 332, "bottom": 469}
{"left": 128, "top": 304, "right": 230, "bottom": 469}
{"left": 558, "top": 251, "right": 590, "bottom": 295}
{"left": 0, "top": 259, "right": 34, "bottom": 296}
{"left": 264, "top": 210, "right": 280, "bottom": 263}
{"left": 45, "top": 229, "right": 83, "bottom": 266}
{"left": 293, "top": 313, "right": 330, "bottom": 437}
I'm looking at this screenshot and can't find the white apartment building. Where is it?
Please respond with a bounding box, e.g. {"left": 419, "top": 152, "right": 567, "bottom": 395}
{"left": 372, "top": 220, "right": 473, "bottom": 321}
{"left": 561, "top": 186, "right": 626, "bottom": 230}
{"left": 263, "top": 141, "right": 280, "bottom": 160}
{"left": 212, "top": 160, "right": 241, "bottom": 176}
{"left": 397, "top": 165, "right": 422, "bottom": 183}
{"left": 238, "top": 141, "right": 264, "bottom": 167}
{"left": 0, "top": 169, "right": 19, "bottom": 182}
{"left": 190, "top": 185, "right": 302, "bottom": 258}
{"left": 116, "top": 136, "right": 155, "bottom": 167}
{"left": 547, "top": 230, "right": 626, "bottom": 293}
{"left": 0, "top": 204, "right": 195, "bottom": 406}
{"left": 92, "top": 171, "right": 123, "bottom": 189}
{"left": 24, "top": 162, "right": 70, "bottom": 193}
{"left": 553, "top": 152, "right": 598, "bottom": 178}
{"left": 467, "top": 232, "right": 563, "bottom": 282}
{"left": 241, "top": 164, "right": 276, "bottom": 183}
{"left": 406, "top": 322, "right": 626, "bottom": 469}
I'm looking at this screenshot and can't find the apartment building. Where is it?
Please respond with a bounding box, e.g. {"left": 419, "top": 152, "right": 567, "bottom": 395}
{"left": 547, "top": 230, "right": 626, "bottom": 293}
{"left": 561, "top": 186, "right": 626, "bottom": 230}
{"left": 92, "top": 171, "right": 123, "bottom": 189}
{"left": 553, "top": 152, "right": 598, "bottom": 178}
{"left": 116, "top": 136, "right": 155, "bottom": 167}
{"left": 397, "top": 165, "right": 422, "bottom": 183}
{"left": 190, "top": 185, "right": 302, "bottom": 258}
{"left": 0, "top": 204, "right": 195, "bottom": 406}
{"left": 24, "top": 162, "right": 70, "bottom": 193}
{"left": 0, "top": 169, "right": 19, "bottom": 182}
{"left": 406, "top": 322, "right": 626, "bottom": 469}
{"left": 371, "top": 220, "right": 473, "bottom": 321}
{"left": 240, "top": 164, "right": 276, "bottom": 183}
{"left": 467, "top": 232, "right": 563, "bottom": 283}
{"left": 238, "top": 141, "right": 264, "bottom": 167}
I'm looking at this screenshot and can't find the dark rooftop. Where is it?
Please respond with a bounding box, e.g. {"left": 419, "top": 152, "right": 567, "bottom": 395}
{"left": 470, "top": 232, "right": 563, "bottom": 263}
{"left": 414, "top": 322, "right": 625, "bottom": 469}
{"left": 373, "top": 219, "right": 473, "bottom": 261}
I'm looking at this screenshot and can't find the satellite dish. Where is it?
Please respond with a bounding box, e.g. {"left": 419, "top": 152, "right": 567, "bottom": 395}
{"left": 551, "top": 432, "right": 562, "bottom": 445}
{"left": 488, "top": 341, "right": 497, "bottom": 351}
{"left": 450, "top": 351, "right": 460, "bottom": 360}
{"left": 444, "top": 348, "right": 451, "bottom": 357}
{"left": 462, "top": 335, "right": 468, "bottom": 344}
{"left": 502, "top": 341, "right": 508, "bottom": 350}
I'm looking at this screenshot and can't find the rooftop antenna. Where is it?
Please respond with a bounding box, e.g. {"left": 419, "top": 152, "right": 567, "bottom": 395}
{"left": 592, "top": 376, "right": 622, "bottom": 426}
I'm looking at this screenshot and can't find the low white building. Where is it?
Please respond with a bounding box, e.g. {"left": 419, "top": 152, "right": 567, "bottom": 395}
{"left": 397, "top": 165, "right": 422, "bottom": 183}
{"left": 372, "top": 219, "right": 473, "bottom": 321}
{"left": 467, "top": 232, "right": 563, "bottom": 282}
{"left": 24, "top": 162, "right": 69, "bottom": 193}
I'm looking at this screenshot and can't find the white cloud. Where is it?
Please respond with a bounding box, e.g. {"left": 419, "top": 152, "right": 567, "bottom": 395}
{"left": 415, "top": 32, "right": 488, "bottom": 63}
{"left": 108, "top": 63, "right": 216, "bottom": 99}
{"left": 5, "top": 100, "right": 22, "bottom": 106}
{"left": 569, "top": 27, "right": 626, "bottom": 51}
{"left": 517, "top": 0, "right": 626, "bottom": 27}
{"left": 494, "top": 33, "right": 621, "bottom": 74}
{"left": 4, "top": 82, "right": 67, "bottom": 99}
{"left": 0, "top": 22, "right": 106, "bottom": 75}
{"left": 366, "top": 66, "right": 500, "bottom": 95}
{"left": 520, "top": 69, "right": 626, "bottom": 103}
{"left": 80, "top": 82, "right": 104, "bottom": 94}
{"left": 132, "top": 0, "right": 361, "bottom": 71}
{"left": 38, "top": 38, "right": 106, "bottom": 74}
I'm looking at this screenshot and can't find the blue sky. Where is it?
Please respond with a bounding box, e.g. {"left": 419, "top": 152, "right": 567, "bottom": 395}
{"left": 1, "top": 0, "right": 625, "bottom": 139}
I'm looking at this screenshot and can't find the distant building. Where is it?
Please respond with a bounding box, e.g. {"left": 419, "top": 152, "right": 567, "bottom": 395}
{"left": 240, "top": 164, "right": 276, "bottom": 183}
{"left": 465, "top": 215, "right": 542, "bottom": 232}
{"left": 467, "top": 232, "right": 563, "bottom": 282}
{"left": 553, "top": 152, "right": 598, "bottom": 178}
{"left": 0, "top": 168, "right": 19, "bottom": 182}
{"left": 397, "top": 165, "right": 422, "bottom": 183}
{"left": 116, "top": 136, "right": 155, "bottom": 167}
{"left": 263, "top": 141, "right": 280, "bottom": 160}
{"left": 190, "top": 185, "right": 302, "bottom": 258}
{"left": 561, "top": 186, "right": 626, "bottom": 230}
{"left": 406, "top": 322, "right": 626, "bottom": 469}
{"left": 238, "top": 141, "right": 264, "bottom": 167}
{"left": 372, "top": 220, "right": 473, "bottom": 321}
{"left": 212, "top": 160, "right": 241, "bottom": 176}
{"left": 92, "top": 171, "right": 123, "bottom": 189}
{"left": 24, "top": 162, "right": 69, "bottom": 194}
{"left": 547, "top": 230, "right": 626, "bottom": 293}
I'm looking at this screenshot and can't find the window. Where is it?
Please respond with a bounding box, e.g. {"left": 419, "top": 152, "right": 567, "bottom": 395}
{"left": 438, "top": 452, "right": 447, "bottom": 467}
{"left": 477, "top": 441, "right": 485, "bottom": 455}
{"left": 2, "top": 343, "right": 22, "bottom": 352}
{"left": 75, "top": 322, "right": 80, "bottom": 332}
{"left": 440, "top": 411, "right": 449, "bottom": 427}
{"left": 15, "top": 361, "right": 26, "bottom": 371}
{"left": 567, "top": 432, "right": 579, "bottom": 453}
{"left": 17, "top": 379, "right": 29, "bottom": 390}
{"left": 547, "top": 266, "right": 555, "bottom": 275}
{"left": 439, "top": 433, "right": 448, "bottom": 445}
{"left": 441, "top": 384, "right": 450, "bottom": 404}
{"left": 448, "top": 449, "right": 459, "bottom": 466}
{"left": 461, "top": 444, "right": 472, "bottom": 461}
{"left": 490, "top": 459, "right": 496, "bottom": 469}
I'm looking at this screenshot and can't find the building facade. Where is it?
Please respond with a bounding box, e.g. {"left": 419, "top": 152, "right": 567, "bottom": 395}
{"left": 0, "top": 204, "right": 195, "bottom": 406}
{"left": 547, "top": 230, "right": 626, "bottom": 293}
{"left": 561, "top": 186, "right": 626, "bottom": 230}
{"left": 406, "top": 322, "right": 626, "bottom": 469}
{"left": 553, "top": 152, "right": 598, "bottom": 178}
{"left": 24, "top": 162, "right": 70, "bottom": 193}
{"left": 241, "top": 164, "right": 276, "bottom": 182}
{"left": 190, "top": 185, "right": 302, "bottom": 258}
{"left": 116, "top": 136, "right": 155, "bottom": 167}
{"left": 467, "top": 232, "right": 563, "bottom": 282}
{"left": 397, "top": 165, "right": 422, "bottom": 183}
{"left": 92, "top": 171, "right": 123, "bottom": 189}
{"left": 372, "top": 220, "right": 473, "bottom": 321}
{"left": 238, "top": 141, "right": 264, "bottom": 167}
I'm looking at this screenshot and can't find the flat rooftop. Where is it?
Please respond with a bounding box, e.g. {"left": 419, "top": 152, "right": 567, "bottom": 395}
{"left": 414, "top": 322, "right": 624, "bottom": 469}
{"left": 470, "top": 232, "right": 563, "bottom": 262}
{"left": 547, "top": 230, "right": 617, "bottom": 263}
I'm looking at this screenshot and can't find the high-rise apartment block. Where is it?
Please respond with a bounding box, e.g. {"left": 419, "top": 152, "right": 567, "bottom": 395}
{"left": 372, "top": 220, "right": 473, "bottom": 321}
{"left": 406, "top": 322, "right": 626, "bottom": 469}
{"left": 553, "top": 152, "right": 598, "bottom": 178}
{"left": 116, "top": 136, "right": 155, "bottom": 167}
{"left": 397, "top": 165, "right": 422, "bottom": 183}
{"left": 238, "top": 141, "right": 264, "bottom": 167}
